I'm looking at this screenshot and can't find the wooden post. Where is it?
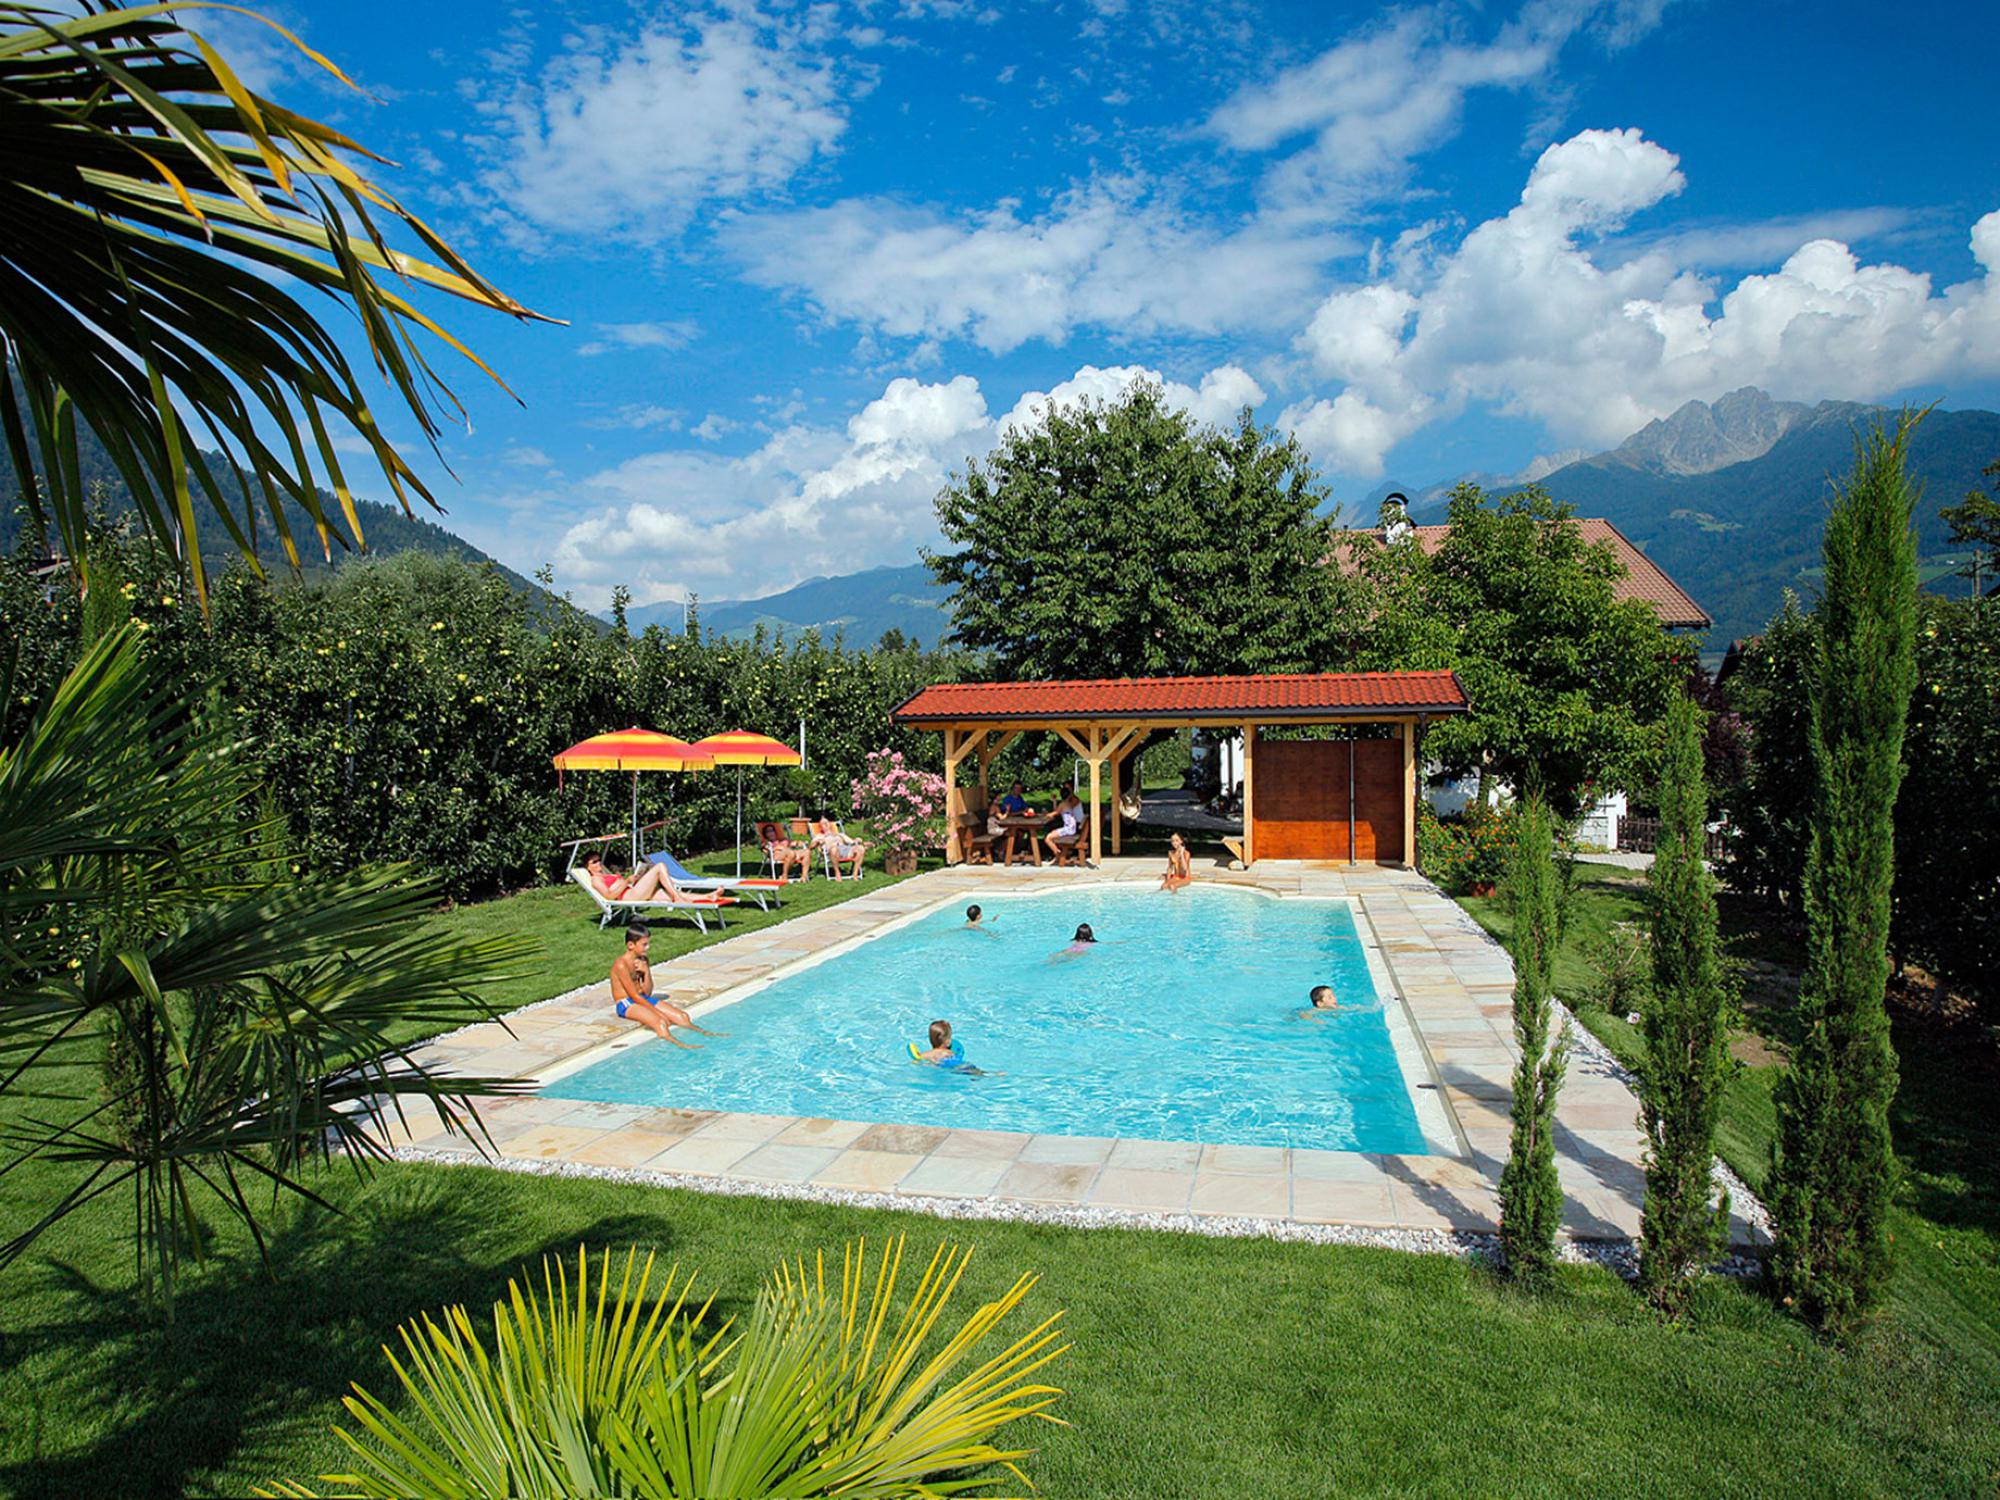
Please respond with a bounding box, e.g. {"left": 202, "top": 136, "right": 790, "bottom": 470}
{"left": 1241, "top": 723, "right": 1257, "bottom": 866}
{"left": 1087, "top": 726, "right": 1104, "bottom": 865}
{"left": 1402, "top": 718, "right": 1417, "bottom": 867}
{"left": 943, "top": 728, "right": 961, "bottom": 864}
{"left": 1109, "top": 740, "right": 1127, "bottom": 855}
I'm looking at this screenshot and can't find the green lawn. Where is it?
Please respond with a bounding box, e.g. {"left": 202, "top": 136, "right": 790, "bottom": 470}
{"left": 3, "top": 862, "right": 1998, "bottom": 1496}
{"left": 1459, "top": 861, "right": 2000, "bottom": 1398}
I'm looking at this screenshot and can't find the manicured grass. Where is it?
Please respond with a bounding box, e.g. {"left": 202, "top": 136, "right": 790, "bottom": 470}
{"left": 3, "top": 1152, "right": 1998, "bottom": 1498}
{"left": 4, "top": 859, "right": 1997, "bottom": 1495}
{"left": 1459, "top": 861, "right": 2000, "bottom": 1399}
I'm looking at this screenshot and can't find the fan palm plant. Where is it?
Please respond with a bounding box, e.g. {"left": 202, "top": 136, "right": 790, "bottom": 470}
{"left": 268, "top": 1238, "right": 1069, "bottom": 1499}
{"left": 0, "top": 625, "right": 539, "bottom": 1315}
{"left": 0, "top": 1, "right": 551, "bottom": 608}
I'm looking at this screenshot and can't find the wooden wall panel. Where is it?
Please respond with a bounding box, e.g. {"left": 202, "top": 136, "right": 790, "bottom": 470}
{"left": 1250, "top": 738, "right": 1407, "bottom": 862}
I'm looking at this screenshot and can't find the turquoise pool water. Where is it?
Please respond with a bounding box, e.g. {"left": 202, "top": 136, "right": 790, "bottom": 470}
{"left": 543, "top": 887, "right": 1428, "bottom": 1154}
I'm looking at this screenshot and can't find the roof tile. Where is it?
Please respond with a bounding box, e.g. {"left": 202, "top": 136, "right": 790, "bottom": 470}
{"left": 891, "top": 670, "right": 1468, "bottom": 723}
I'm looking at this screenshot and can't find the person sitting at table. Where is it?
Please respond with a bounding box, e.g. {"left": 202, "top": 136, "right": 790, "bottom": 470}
{"left": 1043, "top": 792, "right": 1086, "bottom": 863}
{"left": 996, "top": 781, "right": 1029, "bottom": 816}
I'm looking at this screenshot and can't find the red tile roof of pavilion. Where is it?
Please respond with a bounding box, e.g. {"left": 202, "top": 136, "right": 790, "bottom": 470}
{"left": 890, "top": 670, "right": 1469, "bottom": 724}
{"left": 1335, "top": 518, "right": 1712, "bottom": 629}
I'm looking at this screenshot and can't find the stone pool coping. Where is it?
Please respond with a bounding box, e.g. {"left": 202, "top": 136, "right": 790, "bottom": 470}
{"left": 375, "top": 860, "right": 1769, "bottom": 1251}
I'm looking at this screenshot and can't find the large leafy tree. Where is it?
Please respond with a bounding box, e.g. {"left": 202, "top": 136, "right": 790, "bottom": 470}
{"left": 927, "top": 383, "right": 1359, "bottom": 681}
{"left": 1771, "top": 417, "right": 1921, "bottom": 1334}
{"left": 0, "top": 1, "right": 545, "bottom": 607}
{"left": 1941, "top": 456, "right": 2000, "bottom": 602}
{"left": 1354, "top": 485, "right": 1690, "bottom": 818}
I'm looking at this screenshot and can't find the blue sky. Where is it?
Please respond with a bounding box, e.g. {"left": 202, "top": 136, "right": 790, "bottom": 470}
{"left": 209, "top": 0, "right": 2000, "bottom": 607}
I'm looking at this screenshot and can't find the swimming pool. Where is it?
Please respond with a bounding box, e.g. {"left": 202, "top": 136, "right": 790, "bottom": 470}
{"left": 542, "top": 886, "right": 1436, "bottom": 1155}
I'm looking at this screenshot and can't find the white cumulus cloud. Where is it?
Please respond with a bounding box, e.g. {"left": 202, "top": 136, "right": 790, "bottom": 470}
{"left": 1282, "top": 127, "right": 2000, "bottom": 474}
{"left": 534, "top": 362, "right": 1261, "bottom": 607}
{"left": 474, "top": 16, "right": 844, "bottom": 243}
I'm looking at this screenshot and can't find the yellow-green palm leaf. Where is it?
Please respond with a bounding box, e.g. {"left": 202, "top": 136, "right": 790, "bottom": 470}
{"left": 271, "top": 1237, "right": 1069, "bottom": 1499}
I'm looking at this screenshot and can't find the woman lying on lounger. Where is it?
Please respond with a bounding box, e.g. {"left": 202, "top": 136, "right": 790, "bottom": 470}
{"left": 585, "top": 851, "right": 684, "bottom": 904}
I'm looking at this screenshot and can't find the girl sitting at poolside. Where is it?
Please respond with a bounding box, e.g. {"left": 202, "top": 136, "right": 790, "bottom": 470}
{"left": 610, "top": 925, "right": 722, "bottom": 1047}
{"left": 1160, "top": 832, "right": 1193, "bottom": 892}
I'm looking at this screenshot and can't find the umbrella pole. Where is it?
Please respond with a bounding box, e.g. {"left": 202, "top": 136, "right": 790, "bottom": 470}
{"left": 735, "top": 765, "right": 745, "bottom": 879}
{"left": 631, "top": 772, "right": 640, "bottom": 869}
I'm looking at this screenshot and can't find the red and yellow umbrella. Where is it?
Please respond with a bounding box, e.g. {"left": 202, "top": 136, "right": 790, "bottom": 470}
{"left": 554, "top": 728, "right": 713, "bottom": 866}
{"left": 691, "top": 730, "right": 803, "bottom": 877}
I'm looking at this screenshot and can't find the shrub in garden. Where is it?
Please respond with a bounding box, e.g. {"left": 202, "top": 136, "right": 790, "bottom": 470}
{"left": 850, "top": 748, "right": 947, "bottom": 865}
{"left": 1499, "top": 791, "right": 1571, "bottom": 1284}
{"left": 275, "top": 1238, "right": 1066, "bottom": 1499}
{"left": 1637, "top": 691, "right": 1734, "bottom": 1316}
{"left": 1581, "top": 922, "right": 1652, "bottom": 1019}
{"left": 1772, "top": 418, "right": 1920, "bottom": 1335}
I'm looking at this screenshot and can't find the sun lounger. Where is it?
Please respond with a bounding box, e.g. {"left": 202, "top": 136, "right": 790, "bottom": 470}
{"left": 567, "top": 866, "right": 736, "bottom": 933}
{"left": 645, "top": 849, "right": 789, "bottom": 910}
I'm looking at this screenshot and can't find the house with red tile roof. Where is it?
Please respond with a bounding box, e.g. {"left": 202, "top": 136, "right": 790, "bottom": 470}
{"left": 1334, "top": 517, "right": 1711, "bottom": 631}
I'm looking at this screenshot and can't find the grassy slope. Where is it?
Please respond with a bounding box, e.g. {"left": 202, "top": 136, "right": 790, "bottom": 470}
{"left": 2, "top": 864, "right": 1997, "bottom": 1497}
{"left": 1460, "top": 863, "right": 2000, "bottom": 1396}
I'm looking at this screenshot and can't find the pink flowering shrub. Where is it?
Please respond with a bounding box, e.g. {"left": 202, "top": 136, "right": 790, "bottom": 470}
{"left": 850, "top": 748, "right": 948, "bottom": 857}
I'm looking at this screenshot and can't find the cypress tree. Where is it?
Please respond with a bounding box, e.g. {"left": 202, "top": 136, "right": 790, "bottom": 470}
{"left": 1637, "top": 690, "right": 1733, "bottom": 1314}
{"left": 1770, "top": 417, "right": 1921, "bottom": 1333}
{"left": 1499, "top": 789, "right": 1570, "bottom": 1283}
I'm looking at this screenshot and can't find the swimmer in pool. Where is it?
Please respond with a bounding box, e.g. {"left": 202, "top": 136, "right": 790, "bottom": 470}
{"left": 963, "top": 903, "right": 997, "bottom": 934}
{"left": 610, "top": 925, "right": 723, "bottom": 1047}
{"left": 1049, "top": 922, "right": 1098, "bottom": 962}
{"left": 910, "top": 1018, "right": 991, "bottom": 1075}
{"left": 1297, "top": 983, "right": 1342, "bottom": 1020}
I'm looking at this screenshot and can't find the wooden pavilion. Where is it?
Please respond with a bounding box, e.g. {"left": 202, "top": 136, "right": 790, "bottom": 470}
{"left": 888, "top": 670, "right": 1471, "bottom": 868}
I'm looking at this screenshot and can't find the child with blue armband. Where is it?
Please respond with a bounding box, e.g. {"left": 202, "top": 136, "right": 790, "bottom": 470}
{"left": 910, "top": 1019, "right": 989, "bottom": 1075}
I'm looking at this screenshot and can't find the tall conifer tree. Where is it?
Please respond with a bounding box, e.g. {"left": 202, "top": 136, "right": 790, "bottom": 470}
{"left": 1637, "top": 691, "right": 1733, "bottom": 1314}
{"left": 1771, "top": 418, "right": 1921, "bottom": 1332}
{"left": 1499, "top": 790, "right": 1570, "bottom": 1283}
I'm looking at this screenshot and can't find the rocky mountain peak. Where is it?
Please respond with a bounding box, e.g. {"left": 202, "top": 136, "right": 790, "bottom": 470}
{"left": 1614, "top": 387, "right": 1813, "bottom": 476}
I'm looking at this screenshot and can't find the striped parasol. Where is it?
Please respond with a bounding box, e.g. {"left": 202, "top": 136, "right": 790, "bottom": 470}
{"left": 554, "top": 728, "right": 713, "bottom": 866}
{"left": 691, "top": 730, "right": 803, "bottom": 877}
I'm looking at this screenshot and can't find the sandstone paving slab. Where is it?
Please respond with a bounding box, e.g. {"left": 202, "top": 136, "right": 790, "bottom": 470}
{"left": 813, "top": 1149, "right": 926, "bottom": 1191}
{"left": 1090, "top": 1167, "right": 1197, "bottom": 1212}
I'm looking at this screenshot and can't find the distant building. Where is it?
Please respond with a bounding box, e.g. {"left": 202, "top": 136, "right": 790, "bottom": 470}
{"left": 1337, "top": 507, "right": 1712, "bottom": 847}
{"left": 1334, "top": 513, "right": 1713, "bottom": 631}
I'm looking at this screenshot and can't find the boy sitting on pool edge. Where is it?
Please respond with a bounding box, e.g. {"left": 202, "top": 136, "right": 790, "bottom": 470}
{"left": 610, "top": 924, "right": 723, "bottom": 1048}
{"left": 910, "top": 1019, "right": 991, "bottom": 1075}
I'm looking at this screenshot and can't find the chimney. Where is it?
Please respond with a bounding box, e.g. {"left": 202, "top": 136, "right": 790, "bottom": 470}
{"left": 1379, "top": 492, "right": 1412, "bottom": 544}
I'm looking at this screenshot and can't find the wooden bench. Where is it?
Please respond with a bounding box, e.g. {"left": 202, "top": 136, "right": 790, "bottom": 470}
{"left": 957, "top": 812, "right": 1002, "bottom": 865}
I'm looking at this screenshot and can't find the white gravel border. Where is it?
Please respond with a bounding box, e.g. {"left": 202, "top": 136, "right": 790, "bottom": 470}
{"left": 382, "top": 1142, "right": 1762, "bottom": 1280}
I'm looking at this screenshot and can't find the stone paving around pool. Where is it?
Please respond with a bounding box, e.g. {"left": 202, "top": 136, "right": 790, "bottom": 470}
{"left": 377, "top": 861, "right": 1767, "bottom": 1250}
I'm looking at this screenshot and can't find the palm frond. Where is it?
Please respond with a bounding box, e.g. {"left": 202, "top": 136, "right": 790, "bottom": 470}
{"left": 276, "top": 1238, "right": 1067, "bottom": 1499}
{"left": 0, "top": 1, "right": 556, "bottom": 608}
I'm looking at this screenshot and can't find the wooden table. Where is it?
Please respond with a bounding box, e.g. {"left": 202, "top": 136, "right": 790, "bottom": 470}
{"left": 992, "top": 813, "right": 1056, "bottom": 866}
